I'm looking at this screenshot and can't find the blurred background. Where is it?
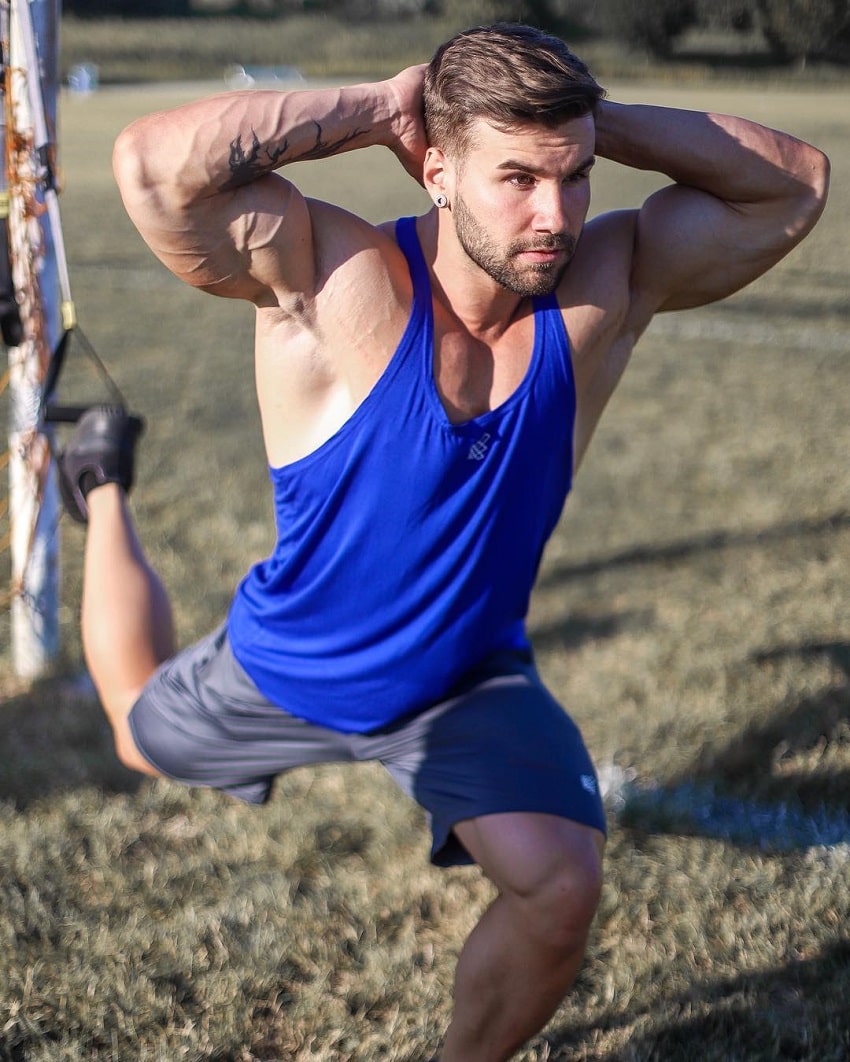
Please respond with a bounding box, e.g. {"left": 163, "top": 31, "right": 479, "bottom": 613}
{"left": 59, "top": 0, "right": 850, "bottom": 84}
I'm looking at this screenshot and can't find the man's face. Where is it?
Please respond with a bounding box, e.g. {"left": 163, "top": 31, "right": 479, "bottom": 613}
{"left": 448, "top": 115, "right": 596, "bottom": 297}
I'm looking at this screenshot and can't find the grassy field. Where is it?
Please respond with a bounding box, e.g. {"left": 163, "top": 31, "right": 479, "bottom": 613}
{"left": 1, "top": 70, "right": 849, "bottom": 1060}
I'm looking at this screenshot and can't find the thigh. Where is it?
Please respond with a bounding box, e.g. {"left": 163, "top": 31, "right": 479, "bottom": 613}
{"left": 378, "top": 652, "right": 607, "bottom": 867}
{"left": 128, "top": 624, "right": 355, "bottom": 804}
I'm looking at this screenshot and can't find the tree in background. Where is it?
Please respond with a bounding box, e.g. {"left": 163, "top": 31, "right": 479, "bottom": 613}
{"left": 756, "top": 0, "right": 850, "bottom": 63}
{"left": 695, "top": 0, "right": 755, "bottom": 30}
{"left": 593, "top": 0, "right": 699, "bottom": 56}
{"left": 63, "top": 0, "right": 192, "bottom": 14}
{"left": 592, "top": 0, "right": 850, "bottom": 64}
{"left": 61, "top": 0, "right": 850, "bottom": 67}
{"left": 306, "top": 0, "right": 567, "bottom": 25}
{"left": 61, "top": 0, "right": 588, "bottom": 29}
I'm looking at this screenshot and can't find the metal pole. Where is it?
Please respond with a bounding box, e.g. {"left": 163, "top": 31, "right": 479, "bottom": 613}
{"left": 7, "top": 0, "right": 61, "bottom": 677}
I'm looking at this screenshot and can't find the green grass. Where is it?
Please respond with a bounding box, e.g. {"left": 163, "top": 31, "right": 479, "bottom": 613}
{"left": 1, "top": 76, "right": 850, "bottom": 1060}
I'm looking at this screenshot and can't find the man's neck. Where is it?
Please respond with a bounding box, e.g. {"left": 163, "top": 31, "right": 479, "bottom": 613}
{"left": 417, "top": 211, "right": 528, "bottom": 341}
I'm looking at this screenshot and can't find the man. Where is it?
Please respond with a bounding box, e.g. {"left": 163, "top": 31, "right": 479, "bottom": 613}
{"left": 58, "top": 23, "right": 828, "bottom": 1061}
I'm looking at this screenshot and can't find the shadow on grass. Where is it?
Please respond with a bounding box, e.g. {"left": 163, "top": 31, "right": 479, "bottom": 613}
{"left": 549, "top": 937, "right": 850, "bottom": 1060}
{"left": 532, "top": 510, "right": 850, "bottom": 852}
{"left": 531, "top": 608, "right": 656, "bottom": 654}
{"left": 536, "top": 510, "right": 850, "bottom": 587}
{"left": 532, "top": 512, "right": 847, "bottom": 722}
{"left": 709, "top": 641, "right": 850, "bottom": 805}
{"left": 0, "top": 676, "right": 142, "bottom": 809}
{"left": 619, "top": 641, "right": 850, "bottom": 852}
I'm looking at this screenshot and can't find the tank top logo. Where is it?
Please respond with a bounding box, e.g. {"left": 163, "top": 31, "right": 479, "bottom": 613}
{"left": 467, "top": 432, "right": 492, "bottom": 461}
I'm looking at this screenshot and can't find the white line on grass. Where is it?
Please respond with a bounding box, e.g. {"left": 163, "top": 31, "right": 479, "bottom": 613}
{"left": 599, "top": 763, "right": 850, "bottom": 857}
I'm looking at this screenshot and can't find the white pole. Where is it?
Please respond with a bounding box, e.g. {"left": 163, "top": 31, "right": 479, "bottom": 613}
{"left": 6, "top": 0, "right": 62, "bottom": 678}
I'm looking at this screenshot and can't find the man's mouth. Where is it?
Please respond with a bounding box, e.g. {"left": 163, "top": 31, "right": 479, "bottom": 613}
{"left": 517, "top": 245, "right": 569, "bottom": 265}
{"left": 514, "top": 236, "right": 574, "bottom": 260}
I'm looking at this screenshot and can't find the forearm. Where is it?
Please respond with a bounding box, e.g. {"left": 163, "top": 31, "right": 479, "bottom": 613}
{"left": 114, "top": 80, "right": 401, "bottom": 208}
{"left": 594, "top": 99, "right": 828, "bottom": 222}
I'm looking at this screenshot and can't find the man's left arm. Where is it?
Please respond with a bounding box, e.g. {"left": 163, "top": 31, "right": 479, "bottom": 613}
{"left": 593, "top": 100, "right": 830, "bottom": 315}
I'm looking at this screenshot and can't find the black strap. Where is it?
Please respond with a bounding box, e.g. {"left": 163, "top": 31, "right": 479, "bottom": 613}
{"left": 40, "top": 325, "right": 128, "bottom": 424}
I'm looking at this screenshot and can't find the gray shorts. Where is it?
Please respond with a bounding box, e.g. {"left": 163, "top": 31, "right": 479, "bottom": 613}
{"left": 128, "top": 625, "right": 606, "bottom": 867}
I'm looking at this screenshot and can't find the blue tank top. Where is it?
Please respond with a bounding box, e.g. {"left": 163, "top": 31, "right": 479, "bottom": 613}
{"left": 227, "top": 216, "right": 576, "bottom": 732}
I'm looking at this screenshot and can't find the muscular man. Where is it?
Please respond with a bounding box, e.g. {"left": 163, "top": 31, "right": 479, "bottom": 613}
{"left": 58, "top": 23, "right": 828, "bottom": 1061}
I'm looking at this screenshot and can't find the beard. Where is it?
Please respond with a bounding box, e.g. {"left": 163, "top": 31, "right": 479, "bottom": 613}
{"left": 452, "top": 193, "right": 576, "bottom": 297}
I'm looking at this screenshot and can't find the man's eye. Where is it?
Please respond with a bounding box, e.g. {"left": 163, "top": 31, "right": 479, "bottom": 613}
{"left": 509, "top": 173, "right": 535, "bottom": 187}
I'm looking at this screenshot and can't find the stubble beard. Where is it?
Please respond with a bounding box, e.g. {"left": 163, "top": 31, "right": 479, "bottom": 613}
{"left": 452, "top": 193, "right": 576, "bottom": 298}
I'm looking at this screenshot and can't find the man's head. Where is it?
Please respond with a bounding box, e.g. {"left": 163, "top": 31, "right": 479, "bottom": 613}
{"left": 422, "top": 23, "right": 605, "bottom": 298}
{"left": 424, "top": 22, "right": 605, "bottom": 162}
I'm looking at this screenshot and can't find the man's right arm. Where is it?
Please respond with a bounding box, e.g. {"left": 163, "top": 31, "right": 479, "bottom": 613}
{"left": 112, "top": 70, "right": 428, "bottom": 305}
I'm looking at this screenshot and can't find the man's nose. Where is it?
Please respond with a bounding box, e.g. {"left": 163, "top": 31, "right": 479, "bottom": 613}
{"left": 532, "top": 184, "right": 569, "bottom": 232}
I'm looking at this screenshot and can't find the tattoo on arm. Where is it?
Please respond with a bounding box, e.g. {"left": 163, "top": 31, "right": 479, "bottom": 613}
{"left": 298, "top": 120, "right": 366, "bottom": 161}
{"left": 222, "top": 130, "right": 285, "bottom": 189}
{"left": 221, "top": 121, "right": 367, "bottom": 191}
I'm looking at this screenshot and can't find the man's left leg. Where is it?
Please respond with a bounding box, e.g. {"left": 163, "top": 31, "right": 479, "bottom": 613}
{"left": 440, "top": 811, "right": 605, "bottom": 1062}
{"left": 57, "top": 406, "right": 172, "bottom": 775}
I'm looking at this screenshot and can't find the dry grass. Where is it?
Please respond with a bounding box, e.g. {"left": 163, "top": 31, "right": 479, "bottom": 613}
{"left": 1, "top": 75, "right": 849, "bottom": 1060}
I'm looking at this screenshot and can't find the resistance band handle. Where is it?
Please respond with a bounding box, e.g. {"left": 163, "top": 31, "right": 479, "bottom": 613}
{"left": 42, "top": 402, "right": 93, "bottom": 424}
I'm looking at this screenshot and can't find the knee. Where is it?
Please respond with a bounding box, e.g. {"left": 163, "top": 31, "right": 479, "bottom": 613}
{"left": 90, "top": 680, "right": 160, "bottom": 776}
{"left": 113, "top": 719, "right": 161, "bottom": 778}
{"left": 511, "top": 841, "right": 604, "bottom": 953}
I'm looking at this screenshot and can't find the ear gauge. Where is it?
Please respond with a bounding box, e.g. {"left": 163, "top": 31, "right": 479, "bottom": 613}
{"left": 434, "top": 193, "right": 449, "bottom": 208}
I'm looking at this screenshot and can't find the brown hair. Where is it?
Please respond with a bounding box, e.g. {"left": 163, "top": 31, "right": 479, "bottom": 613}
{"left": 424, "top": 22, "right": 605, "bottom": 158}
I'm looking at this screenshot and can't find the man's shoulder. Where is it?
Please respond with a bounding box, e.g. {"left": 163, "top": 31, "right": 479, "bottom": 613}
{"left": 263, "top": 204, "right": 413, "bottom": 344}
{"left": 575, "top": 209, "right": 638, "bottom": 272}
{"left": 307, "top": 201, "right": 405, "bottom": 245}
{"left": 558, "top": 209, "right": 637, "bottom": 318}
{"left": 305, "top": 202, "right": 410, "bottom": 282}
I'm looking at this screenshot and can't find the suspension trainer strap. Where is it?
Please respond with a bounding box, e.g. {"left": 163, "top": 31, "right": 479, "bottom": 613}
{"left": 42, "top": 325, "right": 129, "bottom": 424}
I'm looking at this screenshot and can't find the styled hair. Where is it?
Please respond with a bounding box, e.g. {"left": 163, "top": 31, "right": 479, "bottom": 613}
{"left": 424, "top": 22, "right": 605, "bottom": 158}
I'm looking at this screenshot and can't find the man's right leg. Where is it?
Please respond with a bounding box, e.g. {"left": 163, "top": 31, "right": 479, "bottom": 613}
{"left": 82, "top": 483, "right": 173, "bottom": 775}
